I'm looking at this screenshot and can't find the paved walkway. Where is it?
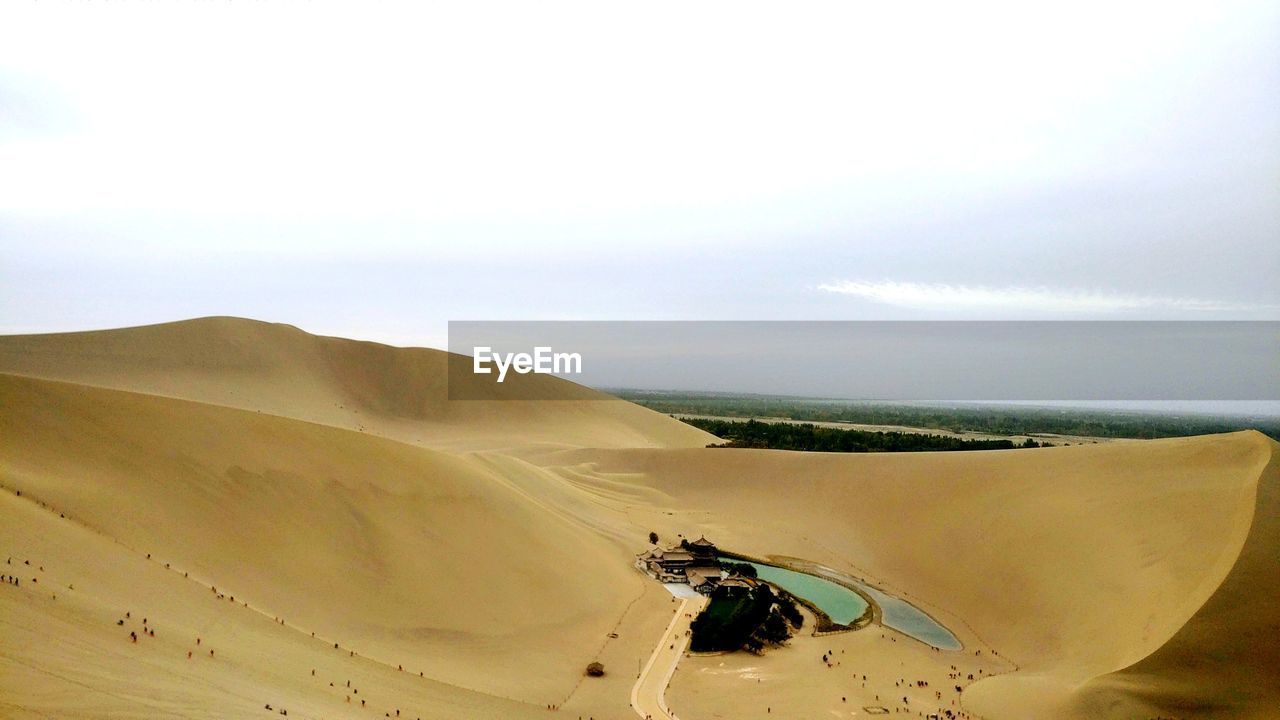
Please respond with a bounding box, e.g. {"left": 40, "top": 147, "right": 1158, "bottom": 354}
{"left": 630, "top": 594, "right": 707, "bottom": 720}
{"left": 662, "top": 583, "right": 702, "bottom": 600}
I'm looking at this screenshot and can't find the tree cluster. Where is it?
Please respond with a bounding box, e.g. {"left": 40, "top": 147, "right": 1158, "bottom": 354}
{"left": 690, "top": 584, "right": 801, "bottom": 654}
{"left": 721, "top": 561, "right": 758, "bottom": 578}
{"left": 615, "top": 391, "right": 1280, "bottom": 441}
{"left": 689, "top": 418, "right": 1039, "bottom": 452}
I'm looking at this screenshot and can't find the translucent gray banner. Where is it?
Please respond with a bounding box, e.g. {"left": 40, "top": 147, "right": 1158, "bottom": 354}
{"left": 446, "top": 321, "right": 1279, "bottom": 401}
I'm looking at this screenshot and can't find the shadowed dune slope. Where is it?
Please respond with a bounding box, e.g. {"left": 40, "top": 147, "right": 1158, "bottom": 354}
{"left": 1064, "top": 437, "right": 1280, "bottom": 720}
{"left": 0, "top": 316, "right": 715, "bottom": 451}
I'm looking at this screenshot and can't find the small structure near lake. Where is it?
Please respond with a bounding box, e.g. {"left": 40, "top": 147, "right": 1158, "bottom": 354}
{"left": 634, "top": 535, "right": 803, "bottom": 654}
{"left": 684, "top": 535, "right": 718, "bottom": 559}
{"left": 685, "top": 566, "right": 721, "bottom": 595}
{"left": 635, "top": 536, "right": 725, "bottom": 594}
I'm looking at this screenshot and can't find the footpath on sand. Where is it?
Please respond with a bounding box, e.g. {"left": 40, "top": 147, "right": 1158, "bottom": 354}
{"left": 630, "top": 595, "right": 707, "bottom": 720}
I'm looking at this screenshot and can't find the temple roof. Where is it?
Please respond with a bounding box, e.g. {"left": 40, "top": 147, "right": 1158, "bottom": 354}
{"left": 686, "top": 567, "right": 720, "bottom": 587}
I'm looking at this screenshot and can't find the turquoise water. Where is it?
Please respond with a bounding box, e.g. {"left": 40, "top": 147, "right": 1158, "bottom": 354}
{"left": 854, "top": 582, "right": 962, "bottom": 651}
{"left": 727, "top": 560, "right": 869, "bottom": 625}
{"left": 725, "top": 558, "right": 962, "bottom": 650}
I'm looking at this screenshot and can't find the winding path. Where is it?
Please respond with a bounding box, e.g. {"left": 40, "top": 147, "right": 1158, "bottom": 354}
{"left": 630, "top": 595, "right": 707, "bottom": 720}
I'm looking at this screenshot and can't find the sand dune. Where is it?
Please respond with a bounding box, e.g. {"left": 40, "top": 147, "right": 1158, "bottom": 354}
{"left": 1066, "top": 437, "right": 1280, "bottom": 719}
{"left": 547, "top": 432, "right": 1275, "bottom": 718}
{"left": 0, "top": 371, "right": 662, "bottom": 705}
{"left": 0, "top": 482, "right": 558, "bottom": 720}
{"left": 1, "top": 317, "right": 1276, "bottom": 719}
{"left": 0, "top": 316, "right": 715, "bottom": 452}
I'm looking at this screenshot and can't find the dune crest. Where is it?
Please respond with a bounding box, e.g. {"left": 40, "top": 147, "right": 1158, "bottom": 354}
{"left": 1065, "top": 433, "right": 1280, "bottom": 719}
{"left": 0, "top": 316, "right": 716, "bottom": 451}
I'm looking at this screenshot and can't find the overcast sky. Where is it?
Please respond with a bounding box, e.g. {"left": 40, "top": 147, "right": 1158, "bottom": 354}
{"left": 1, "top": 1, "right": 1277, "bottom": 349}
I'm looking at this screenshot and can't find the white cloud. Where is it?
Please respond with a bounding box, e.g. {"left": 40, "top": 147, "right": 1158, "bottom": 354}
{"left": 0, "top": 1, "right": 1276, "bottom": 333}
{"left": 817, "top": 280, "right": 1276, "bottom": 316}
{"left": 0, "top": 0, "right": 1267, "bottom": 225}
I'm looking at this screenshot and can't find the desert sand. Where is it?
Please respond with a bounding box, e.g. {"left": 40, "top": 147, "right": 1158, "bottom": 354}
{"left": 1, "top": 317, "right": 1276, "bottom": 719}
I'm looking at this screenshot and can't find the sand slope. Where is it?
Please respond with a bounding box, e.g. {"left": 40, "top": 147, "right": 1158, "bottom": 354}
{"left": 0, "top": 371, "right": 665, "bottom": 704}
{"left": 545, "top": 433, "right": 1276, "bottom": 719}
{"left": 1, "top": 317, "right": 1276, "bottom": 719}
{"left": 0, "top": 316, "right": 716, "bottom": 452}
{"left": 0, "top": 482, "right": 557, "bottom": 720}
{"left": 1066, "top": 436, "right": 1280, "bottom": 719}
